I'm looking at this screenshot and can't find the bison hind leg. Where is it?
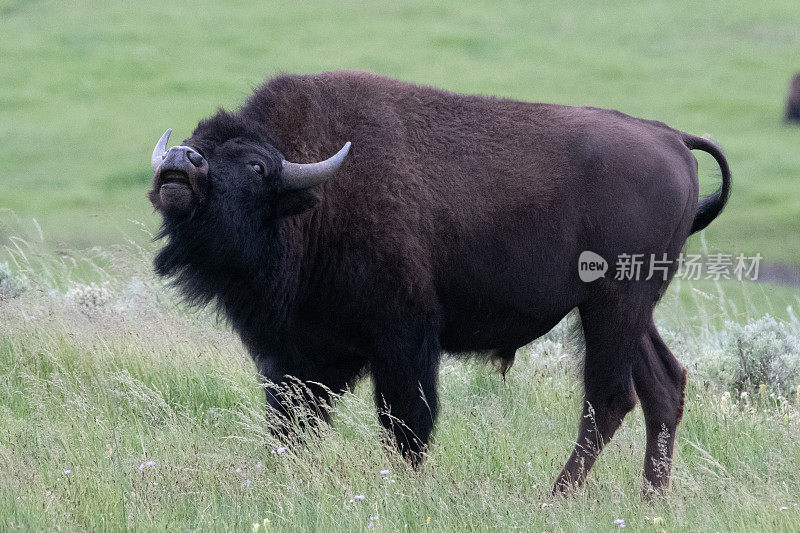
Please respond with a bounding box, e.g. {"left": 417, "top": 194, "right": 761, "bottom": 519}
{"left": 633, "top": 322, "right": 687, "bottom": 494}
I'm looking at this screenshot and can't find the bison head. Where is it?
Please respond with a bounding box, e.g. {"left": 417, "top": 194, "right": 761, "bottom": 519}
{"left": 148, "top": 122, "right": 350, "bottom": 222}
{"left": 148, "top": 113, "right": 351, "bottom": 302}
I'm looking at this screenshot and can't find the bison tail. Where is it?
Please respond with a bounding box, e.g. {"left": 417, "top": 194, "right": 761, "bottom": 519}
{"left": 683, "top": 133, "right": 732, "bottom": 234}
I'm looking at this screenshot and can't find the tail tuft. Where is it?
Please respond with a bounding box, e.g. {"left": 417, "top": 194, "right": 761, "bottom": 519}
{"left": 683, "top": 134, "right": 731, "bottom": 234}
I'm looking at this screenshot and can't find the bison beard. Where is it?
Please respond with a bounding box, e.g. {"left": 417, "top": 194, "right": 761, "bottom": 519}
{"left": 148, "top": 70, "right": 731, "bottom": 494}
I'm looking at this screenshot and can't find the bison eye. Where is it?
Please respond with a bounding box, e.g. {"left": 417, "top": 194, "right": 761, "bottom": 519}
{"left": 249, "top": 162, "right": 265, "bottom": 175}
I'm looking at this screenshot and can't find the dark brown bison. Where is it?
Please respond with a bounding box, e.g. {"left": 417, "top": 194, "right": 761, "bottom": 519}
{"left": 148, "top": 70, "right": 730, "bottom": 494}
{"left": 785, "top": 72, "right": 800, "bottom": 124}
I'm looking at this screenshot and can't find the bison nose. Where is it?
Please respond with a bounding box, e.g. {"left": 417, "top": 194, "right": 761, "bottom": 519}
{"left": 187, "top": 150, "right": 204, "bottom": 167}
{"left": 162, "top": 146, "right": 205, "bottom": 170}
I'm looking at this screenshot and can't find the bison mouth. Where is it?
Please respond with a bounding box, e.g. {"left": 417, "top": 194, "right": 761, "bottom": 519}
{"left": 160, "top": 170, "right": 192, "bottom": 190}
{"left": 156, "top": 170, "right": 194, "bottom": 215}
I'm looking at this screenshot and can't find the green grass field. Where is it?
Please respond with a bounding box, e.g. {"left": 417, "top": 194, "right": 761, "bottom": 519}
{"left": 1, "top": 0, "right": 799, "bottom": 261}
{"left": 1, "top": 247, "right": 799, "bottom": 531}
{"left": 2, "top": 0, "right": 800, "bottom": 531}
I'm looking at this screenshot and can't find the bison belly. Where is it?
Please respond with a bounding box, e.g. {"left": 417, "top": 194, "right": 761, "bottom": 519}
{"left": 435, "top": 229, "right": 583, "bottom": 354}
{"left": 438, "top": 299, "right": 571, "bottom": 354}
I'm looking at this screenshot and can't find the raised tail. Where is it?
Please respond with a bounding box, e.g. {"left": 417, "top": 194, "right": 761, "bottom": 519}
{"left": 683, "top": 133, "right": 731, "bottom": 234}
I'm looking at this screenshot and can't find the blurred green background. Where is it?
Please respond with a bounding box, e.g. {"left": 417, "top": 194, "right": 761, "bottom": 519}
{"left": 1, "top": 0, "right": 799, "bottom": 262}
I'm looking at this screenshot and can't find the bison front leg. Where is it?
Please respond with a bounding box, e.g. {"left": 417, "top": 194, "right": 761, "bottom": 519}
{"left": 257, "top": 355, "right": 363, "bottom": 443}
{"left": 261, "top": 375, "right": 333, "bottom": 440}
{"left": 371, "top": 321, "right": 441, "bottom": 465}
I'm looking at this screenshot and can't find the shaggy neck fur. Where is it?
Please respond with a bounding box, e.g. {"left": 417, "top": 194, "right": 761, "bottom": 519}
{"left": 154, "top": 213, "right": 306, "bottom": 352}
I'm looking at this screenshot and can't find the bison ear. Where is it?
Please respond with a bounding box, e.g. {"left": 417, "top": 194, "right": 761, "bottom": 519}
{"left": 276, "top": 186, "right": 323, "bottom": 217}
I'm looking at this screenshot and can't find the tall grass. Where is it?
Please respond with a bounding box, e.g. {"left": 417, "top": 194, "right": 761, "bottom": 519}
{"left": 1, "top": 237, "right": 799, "bottom": 531}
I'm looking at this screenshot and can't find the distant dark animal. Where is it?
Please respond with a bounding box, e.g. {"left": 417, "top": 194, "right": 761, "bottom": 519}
{"left": 785, "top": 73, "right": 800, "bottom": 124}
{"left": 148, "top": 71, "right": 731, "bottom": 494}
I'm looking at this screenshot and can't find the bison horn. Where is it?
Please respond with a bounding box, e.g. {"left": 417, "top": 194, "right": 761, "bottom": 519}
{"left": 151, "top": 128, "right": 172, "bottom": 172}
{"left": 281, "top": 142, "right": 351, "bottom": 190}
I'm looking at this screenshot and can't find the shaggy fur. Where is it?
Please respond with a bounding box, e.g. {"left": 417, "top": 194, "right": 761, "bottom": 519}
{"left": 148, "top": 70, "right": 731, "bottom": 492}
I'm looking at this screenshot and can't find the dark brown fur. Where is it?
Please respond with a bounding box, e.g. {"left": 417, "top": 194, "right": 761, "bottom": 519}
{"left": 149, "top": 71, "right": 731, "bottom": 493}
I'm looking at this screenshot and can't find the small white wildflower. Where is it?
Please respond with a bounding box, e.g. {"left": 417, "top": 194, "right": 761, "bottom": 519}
{"left": 138, "top": 463, "right": 145, "bottom": 471}
{"left": 145, "top": 461, "right": 155, "bottom": 467}
{"left": 153, "top": 482, "right": 158, "bottom": 486}
{"left": 780, "top": 506, "right": 789, "bottom": 511}
{"left": 235, "top": 467, "right": 242, "bottom": 473}
{"left": 255, "top": 462, "right": 263, "bottom": 469}
{"left": 276, "top": 447, "right": 286, "bottom": 455}
{"left": 380, "top": 469, "right": 390, "bottom": 475}
{"left": 540, "top": 502, "right": 548, "bottom": 509}
{"left": 246, "top": 479, "right": 252, "bottom": 487}
{"left": 63, "top": 469, "right": 72, "bottom": 475}
{"left": 353, "top": 494, "right": 365, "bottom": 501}
{"left": 614, "top": 518, "right": 625, "bottom": 528}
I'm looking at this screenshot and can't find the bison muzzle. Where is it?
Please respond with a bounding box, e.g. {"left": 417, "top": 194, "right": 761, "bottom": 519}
{"left": 148, "top": 71, "right": 731, "bottom": 494}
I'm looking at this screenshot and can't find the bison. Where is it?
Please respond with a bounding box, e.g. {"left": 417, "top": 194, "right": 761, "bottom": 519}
{"left": 785, "top": 72, "right": 800, "bottom": 124}
{"left": 148, "top": 70, "right": 730, "bottom": 494}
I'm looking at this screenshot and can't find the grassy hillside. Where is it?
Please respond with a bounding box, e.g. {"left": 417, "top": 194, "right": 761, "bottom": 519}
{"left": 1, "top": 0, "right": 800, "bottom": 263}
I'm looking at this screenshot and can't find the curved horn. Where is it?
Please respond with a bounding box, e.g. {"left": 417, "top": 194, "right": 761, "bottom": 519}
{"left": 151, "top": 128, "right": 172, "bottom": 172}
{"left": 281, "top": 142, "right": 351, "bottom": 190}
